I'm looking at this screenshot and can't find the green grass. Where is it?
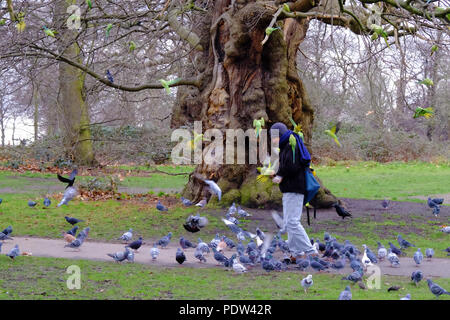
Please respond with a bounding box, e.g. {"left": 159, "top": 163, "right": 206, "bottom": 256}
{"left": 0, "top": 255, "right": 448, "bottom": 300}
{"left": 316, "top": 161, "right": 450, "bottom": 202}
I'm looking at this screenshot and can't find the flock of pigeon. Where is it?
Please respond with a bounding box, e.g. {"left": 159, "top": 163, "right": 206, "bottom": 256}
{"left": 0, "top": 169, "right": 449, "bottom": 300}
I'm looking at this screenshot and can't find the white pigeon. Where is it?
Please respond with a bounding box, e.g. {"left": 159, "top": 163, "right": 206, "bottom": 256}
{"left": 118, "top": 228, "right": 133, "bottom": 242}
{"left": 150, "top": 245, "right": 160, "bottom": 261}
{"left": 400, "top": 293, "right": 411, "bottom": 300}
{"left": 57, "top": 186, "right": 78, "bottom": 207}
{"left": 232, "top": 259, "right": 247, "bottom": 273}
{"left": 203, "top": 180, "right": 222, "bottom": 201}
{"left": 362, "top": 244, "right": 373, "bottom": 269}
{"left": 441, "top": 226, "right": 450, "bottom": 233}
{"left": 301, "top": 274, "right": 313, "bottom": 293}
{"left": 195, "top": 198, "right": 207, "bottom": 207}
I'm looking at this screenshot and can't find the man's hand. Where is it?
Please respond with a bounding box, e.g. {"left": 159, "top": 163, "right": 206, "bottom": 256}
{"left": 272, "top": 175, "right": 283, "bottom": 184}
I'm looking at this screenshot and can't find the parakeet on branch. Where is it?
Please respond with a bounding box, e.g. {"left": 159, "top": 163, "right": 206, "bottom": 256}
{"left": 105, "top": 23, "right": 113, "bottom": 38}
{"left": 159, "top": 78, "right": 181, "bottom": 94}
{"left": 253, "top": 117, "right": 265, "bottom": 138}
{"left": 128, "top": 41, "right": 136, "bottom": 52}
{"left": 324, "top": 122, "right": 342, "bottom": 147}
{"left": 413, "top": 107, "right": 434, "bottom": 119}
{"left": 86, "top": 0, "right": 93, "bottom": 9}
{"left": 283, "top": 4, "right": 291, "bottom": 12}
{"left": 430, "top": 44, "right": 438, "bottom": 56}
{"left": 265, "top": 26, "right": 280, "bottom": 36}
{"left": 418, "top": 78, "right": 434, "bottom": 86}
{"left": 370, "top": 24, "right": 389, "bottom": 47}
{"left": 43, "top": 26, "right": 55, "bottom": 37}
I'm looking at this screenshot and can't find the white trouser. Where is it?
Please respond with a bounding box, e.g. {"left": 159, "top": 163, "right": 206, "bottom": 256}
{"left": 282, "top": 193, "right": 317, "bottom": 256}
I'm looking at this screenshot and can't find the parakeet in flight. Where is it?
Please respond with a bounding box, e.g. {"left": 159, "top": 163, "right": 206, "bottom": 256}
{"left": 418, "top": 78, "right": 434, "bottom": 86}
{"left": 430, "top": 45, "right": 438, "bottom": 56}
{"left": 265, "top": 26, "right": 281, "bottom": 36}
{"left": 289, "top": 134, "right": 297, "bottom": 162}
{"left": 257, "top": 158, "right": 279, "bottom": 183}
{"left": 370, "top": 24, "right": 389, "bottom": 47}
{"left": 324, "top": 122, "right": 342, "bottom": 147}
{"left": 289, "top": 116, "right": 304, "bottom": 140}
{"left": 413, "top": 107, "right": 434, "bottom": 119}
{"left": 43, "top": 26, "right": 55, "bottom": 37}
{"left": 253, "top": 117, "right": 265, "bottom": 138}
{"left": 159, "top": 78, "right": 181, "bottom": 94}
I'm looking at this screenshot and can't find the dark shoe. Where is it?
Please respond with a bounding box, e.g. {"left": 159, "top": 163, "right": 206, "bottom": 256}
{"left": 290, "top": 255, "right": 297, "bottom": 264}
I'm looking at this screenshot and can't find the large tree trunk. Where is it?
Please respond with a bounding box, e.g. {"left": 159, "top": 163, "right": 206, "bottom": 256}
{"left": 56, "top": 0, "right": 96, "bottom": 166}
{"left": 171, "top": 0, "right": 337, "bottom": 208}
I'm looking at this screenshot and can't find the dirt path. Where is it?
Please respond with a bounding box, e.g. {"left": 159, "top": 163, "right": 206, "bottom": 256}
{"left": 2, "top": 237, "right": 450, "bottom": 278}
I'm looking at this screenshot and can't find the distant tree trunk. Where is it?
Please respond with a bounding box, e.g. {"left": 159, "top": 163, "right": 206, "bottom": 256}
{"left": 171, "top": 1, "right": 337, "bottom": 208}
{"left": 33, "top": 83, "right": 39, "bottom": 142}
{"left": 0, "top": 100, "right": 5, "bottom": 147}
{"left": 56, "top": 0, "right": 96, "bottom": 165}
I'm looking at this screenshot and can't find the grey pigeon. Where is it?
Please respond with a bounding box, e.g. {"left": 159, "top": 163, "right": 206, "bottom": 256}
{"left": 425, "top": 248, "right": 434, "bottom": 260}
{"left": 196, "top": 238, "right": 210, "bottom": 253}
{"left": 6, "top": 244, "right": 20, "bottom": 259}
{"left": 150, "top": 244, "right": 160, "bottom": 260}
{"left": 180, "top": 237, "right": 196, "bottom": 249}
{"left": 212, "top": 247, "right": 228, "bottom": 265}
{"left": 65, "top": 216, "right": 84, "bottom": 225}
{"left": 261, "top": 255, "right": 276, "bottom": 272}
{"left": 227, "top": 203, "right": 237, "bottom": 216}
{"left": 397, "top": 235, "right": 415, "bottom": 249}
{"left": 338, "top": 286, "right": 352, "bottom": 300}
{"left": 28, "top": 201, "right": 37, "bottom": 208}
{"left": 107, "top": 248, "right": 130, "bottom": 262}
{"left": 43, "top": 197, "right": 51, "bottom": 207}
{"left": 66, "top": 226, "right": 78, "bottom": 236}
{"left": 176, "top": 248, "right": 186, "bottom": 264}
{"left": 400, "top": 294, "right": 411, "bottom": 300}
{"left": 432, "top": 205, "right": 440, "bottom": 217}
{"left": 413, "top": 248, "right": 423, "bottom": 266}
{"left": 1, "top": 225, "right": 12, "bottom": 235}
{"left": 295, "top": 258, "right": 310, "bottom": 271}
{"left": 194, "top": 247, "right": 206, "bottom": 263}
{"left": 126, "top": 237, "right": 143, "bottom": 251}
{"left": 156, "top": 232, "right": 172, "bottom": 248}
{"left": 388, "top": 242, "right": 402, "bottom": 256}
{"left": 237, "top": 206, "right": 251, "bottom": 218}
{"left": 195, "top": 198, "right": 207, "bottom": 207}
{"left": 377, "top": 242, "right": 387, "bottom": 260}
{"left": 387, "top": 249, "right": 400, "bottom": 267}
{"left": 0, "top": 241, "right": 2, "bottom": 253}
{"left": 180, "top": 197, "right": 193, "bottom": 206}
{"left": 431, "top": 198, "right": 444, "bottom": 205}
{"left": 209, "top": 234, "right": 220, "bottom": 249}
{"left": 342, "top": 270, "right": 363, "bottom": 283}
{"left": 156, "top": 200, "right": 168, "bottom": 211}
{"left": 381, "top": 199, "right": 389, "bottom": 209}
{"left": 331, "top": 256, "right": 346, "bottom": 270}
{"left": 427, "top": 279, "right": 450, "bottom": 298}
{"left": 0, "top": 232, "right": 12, "bottom": 240}
{"left": 126, "top": 248, "right": 134, "bottom": 262}
{"left": 118, "top": 228, "right": 133, "bottom": 241}
{"left": 411, "top": 270, "right": 423, "bottom": 286}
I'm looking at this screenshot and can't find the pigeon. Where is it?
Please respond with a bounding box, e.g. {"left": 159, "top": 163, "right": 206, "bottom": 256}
{"left": 118, "top": 228, "right": 133, "bottom": 242}
{"left": 224, "top": 254, "right": 237, "bottom": 268}
{"left": 332, "top": 203, "right": 352, "bottom": 219}
{"left": 315, "top": 239, "right": 326, "bottom": 252}
{"left": 0, "top": 198, "right": 2, "bottom": 204}
{"left": 66, "top": 226, "right": 78, "bottom": 237}
{"left": 387, "top": 285, "right": 402, "bottom": 292}
{"left": 388, "top": 242, "right": 403, "bottom": 256}
{"left": 180, "top": 237, "right": 196, "bottom": 249}
{"left": 331, "top": 256, "right": 346, "bottom": 270}
{"left": 237, "top": 206, "right": 251, "bottom": 218}
{"left": 400, "top": 294, "right": 411, "bottom": 300}
{"left": 107, "top": 249, "right": 130, "bottom": 263}
{"left": 197, "top": 238, "right": 210, "bottom": 253}
{"left": 223, "top": 236, "right": 236, "bottom": 249}
{"left": 183, "top": 214, "right": 209, "bottom": 233}
{"left": 212, "top": 247, "right": 228, "bottom": 265}
{"left": 126, "top": 248, "right": 134, "bottom": 262}
{"left": 65, "top": 227, "right": 89, "bottom": 250}
{"left": 65, "top": 216, "right": 84, "bottom": 225}
{"left": 444, "top": 247, "right": 450, "bottom": 256}
{"left": 232, "top": 259, "right": 247, "bottom": 273}
{"left": 377, "top": 242, "right": 387, "bottom": 261}
{"left": 338, "top": 286, "right": 352, "bottom": 300}
{"left": 300, "top": 275, "right": 313, "bottom": 293}
{"left": 432, "top": 205, "right": 440, "bottom": 217}
{"left": 271, "top": 211, "right": 285, "bottom": 233}
{"left": 222, "top": 218, "right": 256, "bottom": 241}
{"left": 77, "top": 227, "right": 90, "bottom": 240}
{"left": 195, "top": 198, "right": 207, "bottom": 207}
{"left": 427, "top": 279, "right": 450, "bottom": 298}
{"left": 0, "top": 232, "right": 13, "bottom": 240}
{"left": 194, "top": 247, "right": 207, "bottom": 263}
{"left": 43, "top": 197, "right": 51, "bottom": 207}
{"left": 413, "top": 248, "right": 423, "bottom": 266}
{"left": 397, "top": 235, "right": 415, "bottom": 249}
{"left": 361, "top": 245, "right": 373, "bottom": 269}
{"left": 180, "top": 197, "right": 193, "bottom": 206}
{"left": 342, "top": 270, "right": 363, "bottom": 283}
{"left": 387, "top": 249, "right": 400, "bottom": 267}
{"left": 126, "top": 237, "right": 143, "bottom": 251}
{"left": 2, "top": 225, "right": 12, "bottom": 236}
{"left": 0, "top": 242, "right": 2, "bottom": 253}
{"left": 28, "top": 201, "right": 37, "bottom": 208}
{"left": 238, "top": 253, "right": 254, "bottom": 266}
{"left": 411, "top": 270, "right": 423, "bottom": 286}
{"left": 209, "top": 234, "right": 221, "bottom": 249}
{"left": 57, "top": 169, "right": 78, "bottom": 207}
{"left": 227, "top": 203, "right": 237, "bottom": 216}
{"left": 156, "top": 232, "right": 172, "bottom": 248}
{"left": 176, "top": 248, "right": 186, "bottom": 264}
{"left": 295, "top": 257, "right": 310, "bottom": 271}
{"left": 156, "top": 200, "right": 168, "bottom": 212}
{"left": 441, "top": 226, "right": 450, "bottom": 233}
{"left": 431, "top": 198, "right": 444, "bottom": 205}
{"left": 309, "top": 255, "right": 327, "bottom": 272}
{"left": 427, "top": 197, "right": 439, "bottom": 209}
{"left": 381, "top": 199, "right": 389, "bottom": 209}
{"left": 62, "top": 232, "right": 76, "bottom": 244}
{"left": 150, "top": 245, "right": 160, "bottom": 261}
{"left": 261, "top": 255, "right": 276, "bottom": 272}
{"left": 256, "top": 228, "right": 265, "bottom": 241}
{"left": 203, "top": 180, "right": 222, "bottom": 201}
{"left": 6, "top": 244, "right": 20, "bottom": 259}
{"left": 425, "top": 248, "right": 434, "bottom": 260}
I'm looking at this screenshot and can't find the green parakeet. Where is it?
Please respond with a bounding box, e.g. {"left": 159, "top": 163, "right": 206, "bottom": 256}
{"left": 265, "top": 26, "right": 280, "bottom": 36}
{"left": 370, "top": 24, "right": 389, "bottom": 47}
{"left": 283, "top": 4, "right": 291, "bottom": 12}
{"left": 129, "top": 41, "right": 136, "bottom": 52}
{"left": 105, "top": 23, "right": 113, "bottom": 38}
{"left": 430, "top": 45, "right": 438, "bottom": 56}
{"left": 418, "top": 78, "right": 434, "bottom": 86}
{"left": 289, "top": 116, "right": 304, "bottom": 140}
{"left": 159, "top": 78, "right": 181, "bottom": 94}
{"left": 289, "top": 134, "right": 297, "bottom": 162}
{"left": 0, "top": 19, "right": 6, "bottom": 26}
{"left": 324, "top": 122, "right": 342, "bottom": 147}
{"left": 256, "top": 158, "right": 279, "bottom": 183}
{"left": 187, "top": 132, "right": 203, "bottom": 150}
{"left": 413, "top": 107, "right": 434, "bottom": 119}
{"left": 86, "top": 0, "right": 92, "bottom": 9}
{"left": 253, "top": 117, "right": 265, "bottom": 138}
{"left": 43, "top": 26, "right": 55, "bottom": 38}
{"left": 15, "top": 12, "right": 25, "bottom": 33}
